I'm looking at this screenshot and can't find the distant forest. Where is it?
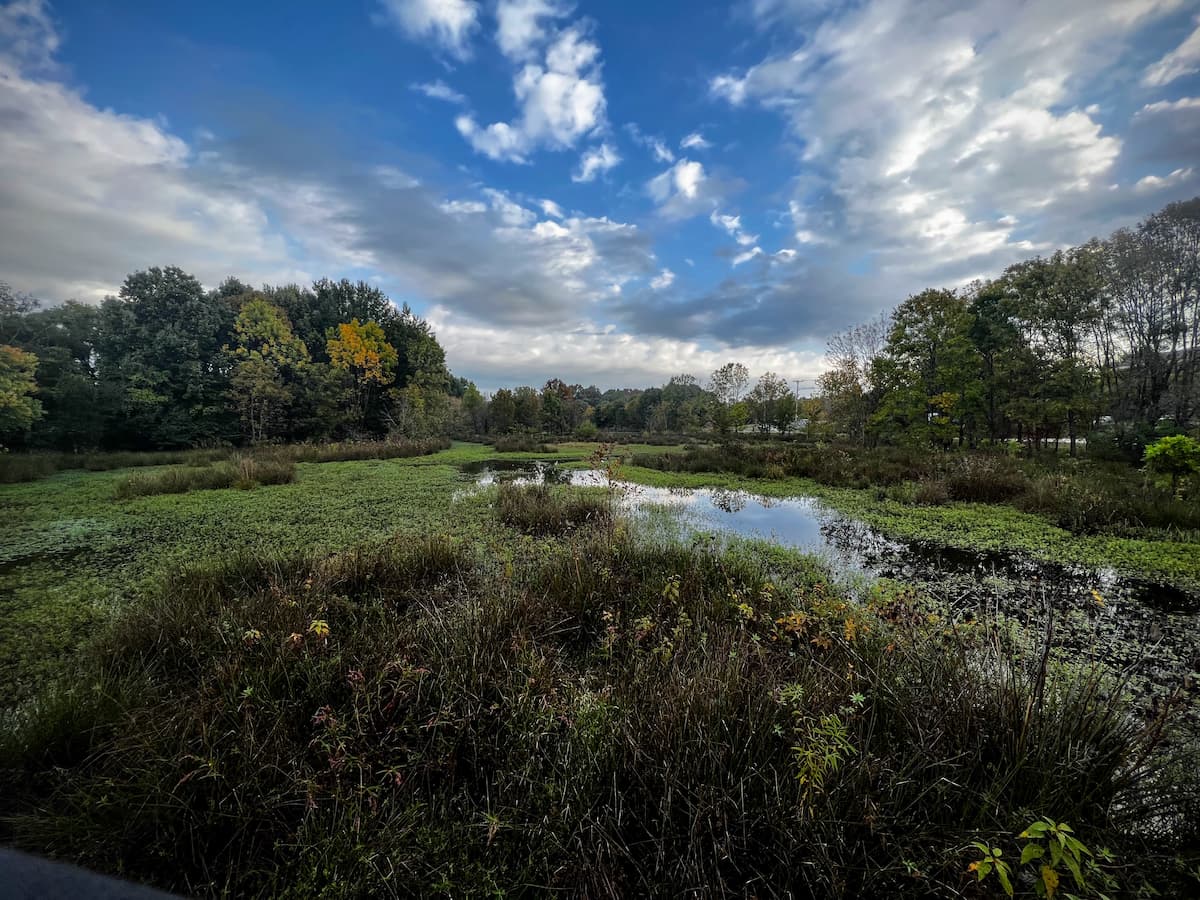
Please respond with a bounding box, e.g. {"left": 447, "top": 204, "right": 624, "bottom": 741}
{"left": 0, "top": 196, "right": 1197, "bottom": 461}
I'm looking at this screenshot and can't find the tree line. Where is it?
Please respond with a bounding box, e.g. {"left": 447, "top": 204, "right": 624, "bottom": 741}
{"left": 3, "top": 197, "right": 1194, "bottom": 456}
{"left": 0, "top": 268, "right": 461, "bottom": 450}
{"left": 819, "top": 197, "right": 1200, "bottom": 458}
{"left": 459, "top": 364, "right": 812, "bottom": 439}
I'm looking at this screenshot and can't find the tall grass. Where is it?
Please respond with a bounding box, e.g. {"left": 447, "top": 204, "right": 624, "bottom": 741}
{"left": 113, "top": 455, "right": 296, "bottom": 499}
{"left": 0, "top": 438, "right": 451, "bottom": 485}
{"left": 495, "top": 482, "right": 613, "bottom": 534}
{"left": 1, "top": 521, "right": 1194, "bottom": 897}
{"left": 0, "top": 448, "right": 230, "bottom": 484}
{"left": 280, "top": 437, "right": 451, "bottom": 463}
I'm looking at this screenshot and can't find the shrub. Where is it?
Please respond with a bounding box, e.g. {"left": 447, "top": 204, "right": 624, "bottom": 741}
{"left": 1143, "top": 435, "right": 1200, "bottom": 494}
{"left": 940, "top": 454, "right": 1028, "bottom": 502}
{"left": 912, "top": 479, "right": 950, "bottom": 505}
{"left": 492, "top": 434, "right": 556, "bottom": 453}
{"left": 0, "top": 448, "right": 230, "bottom": 484}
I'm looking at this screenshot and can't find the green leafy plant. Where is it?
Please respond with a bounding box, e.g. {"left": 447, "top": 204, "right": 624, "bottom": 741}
{"left": 969, "top": 842, "right": 1014, "bottom": 896}
{"left": 1143, "top": 434, "right": 1200, "bottom": 494}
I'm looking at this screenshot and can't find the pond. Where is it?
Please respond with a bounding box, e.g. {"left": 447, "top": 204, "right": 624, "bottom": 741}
{"left": 463, "top": 459, "right": 1200, "bottom": 733}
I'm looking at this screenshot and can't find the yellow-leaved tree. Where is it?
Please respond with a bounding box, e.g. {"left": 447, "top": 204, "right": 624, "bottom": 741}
{"left": 326, "top": 318, "right": 397, "bottom": 427}
{"left": 1, "top": 344, "right": 43, "bottom": 446}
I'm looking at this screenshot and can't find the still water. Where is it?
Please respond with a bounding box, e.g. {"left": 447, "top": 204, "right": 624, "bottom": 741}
{"left": 463, "top": 458, "right": 1200, "bottom": 728}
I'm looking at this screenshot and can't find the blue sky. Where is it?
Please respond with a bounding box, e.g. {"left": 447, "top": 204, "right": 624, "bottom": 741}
{"left": 1, "top": 0, "right": 1198, "bottom": 389}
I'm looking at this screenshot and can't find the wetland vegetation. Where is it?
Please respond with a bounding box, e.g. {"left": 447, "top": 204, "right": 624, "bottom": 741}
{"left": 1, "top": 195, "right": 1199, "bottom": 896}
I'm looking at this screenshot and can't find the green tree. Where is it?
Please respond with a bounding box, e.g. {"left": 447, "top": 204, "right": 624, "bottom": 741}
{"left": 746, "top": 372, "right": 790, "bottom": 433}
{"left": 709, "top": 362, "right": 749, "bottom": 434}
{"left": 461, "top": 383, "right": 486, "bottom": 434}
{"left": 488, "top": 388, "right": 517, "bottom": 434}
{"left": 1004, "top": 249, "right": 1102, "bottom": 455}
{"left": 873, "top": 289, "right": 978, "bottom": 448}
{"left": 226, "top": 298, "right": 310, "bottom": 443}
{"left": 819, "top": 315, "right": 887, "bottom": 445}
{"left": 513, "top": 386, "right": 542, "bottom": 431}
{"left": 773, "top": 392, "right": 798, "bottom": 434}
{"left": 0, "top": 344, "right": 43, "bottom": 443}
{"left": 97, "top": 266, "right": 235, "bottom": 447}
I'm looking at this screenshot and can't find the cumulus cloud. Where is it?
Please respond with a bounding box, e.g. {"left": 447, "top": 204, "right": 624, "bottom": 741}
{"left": 709, "top": 0, "right": 1194, "bottom": 297}
{"left": 573, "top": 142, "right": 620, "bottom": 182}
{"left": 451, "top": 4, "right": 608, "bottom": 163}
{"left": 0, "top": 21, "right": 310, "bottom": 301}
{"left": 0, "top": 5, "right": 661, "bottom": 338}
{"left": 647, "top": 159, "right": 711, "bottom": 219}
{"left": 377, "top": 0, "right": 479, "bottom": 59}
{"left": 625, "top": 123, "right": 675, "bottom": 162}
{"left": 680, "top": 131, "right": 712, "bottom": 150}
{"left": 1142, "top": 17, "right": 1200, "bottom": 87}
{"left": 496, "top": 0, "right": 568, "bottom": 60}
{"left": 732, "top": 246, "right": 764, "bottom": 266}
{"left": 1135, "top": 166, "right": 1196, "bottom": 192}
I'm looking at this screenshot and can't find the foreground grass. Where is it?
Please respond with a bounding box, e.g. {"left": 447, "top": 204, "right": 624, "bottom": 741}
{"left": 2, "top": 502, "right": 1196, "bottom": 897}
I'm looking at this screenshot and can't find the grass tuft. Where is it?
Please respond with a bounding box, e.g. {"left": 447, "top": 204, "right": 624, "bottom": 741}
{"left": 114, "top": 455, "right": 296, "bottom": 499}
{"left": 495, "top": 482, "right": 613, "bottom": 534}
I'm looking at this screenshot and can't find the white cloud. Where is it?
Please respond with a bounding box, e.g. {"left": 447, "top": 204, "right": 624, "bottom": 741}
{"left": 573, "top": 142, "right": 621, "bottom": 182}
{"left": 649, "top": 160, "right": 705, "bottom": 201}
{"left": 649, "top": 138, "right": 674, "bottom": 163}
{"left": 1142, "top": 18, "right": 1200, "bottom": 87}
{"left": 710, "top": 210, "right": 758, "bottom": 247}
{"left": 732, "top": 246, "right": 764, "bottom": 266}
{"left": 496, "top": 0, "right": 567, "bottom": 60}
{"left": 456, "top": 23, "right": 606, "bottom": 161}
{"left": 540, "top": 198, "right": 564, "bottom": 218}
{"left": 412, "top": 80, "right": 466, "bottom": 104}
{"left": 0, "top": 0, "right": 58, "bottom": 70}
{"left": 0, "top": 38, "right": 312, "bottom": 301}
{"left": 482, "top": 188, "right": 537, "bottom": 226}
{"left": 646, "top": 158, "right": 741, "bottom": 220}
{"left": 1136, "top": 95, "right": 1200, "bottom": 116}
{"left": 440, "top": 199, "right": 489, "bottom": 215}
{"left": 708, "top": 0, "right": 1176, "bottom": 286}
{"left": 680, "top": 131, "right": 712, "bottom": 150}
{"left": 649, "top": 268, "right": 676, "bottom": 290}
{"left": 377, "top": 0, "right": 479, "bottom": 59}
{"left": 426, "top": 305, "right": 827, "bottom": 390}
{"left": 1135, "top": 166, "right": 1196, "bottom": 192}
{"left": 626, "top": 123, "right": 676, "bottom": 163}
